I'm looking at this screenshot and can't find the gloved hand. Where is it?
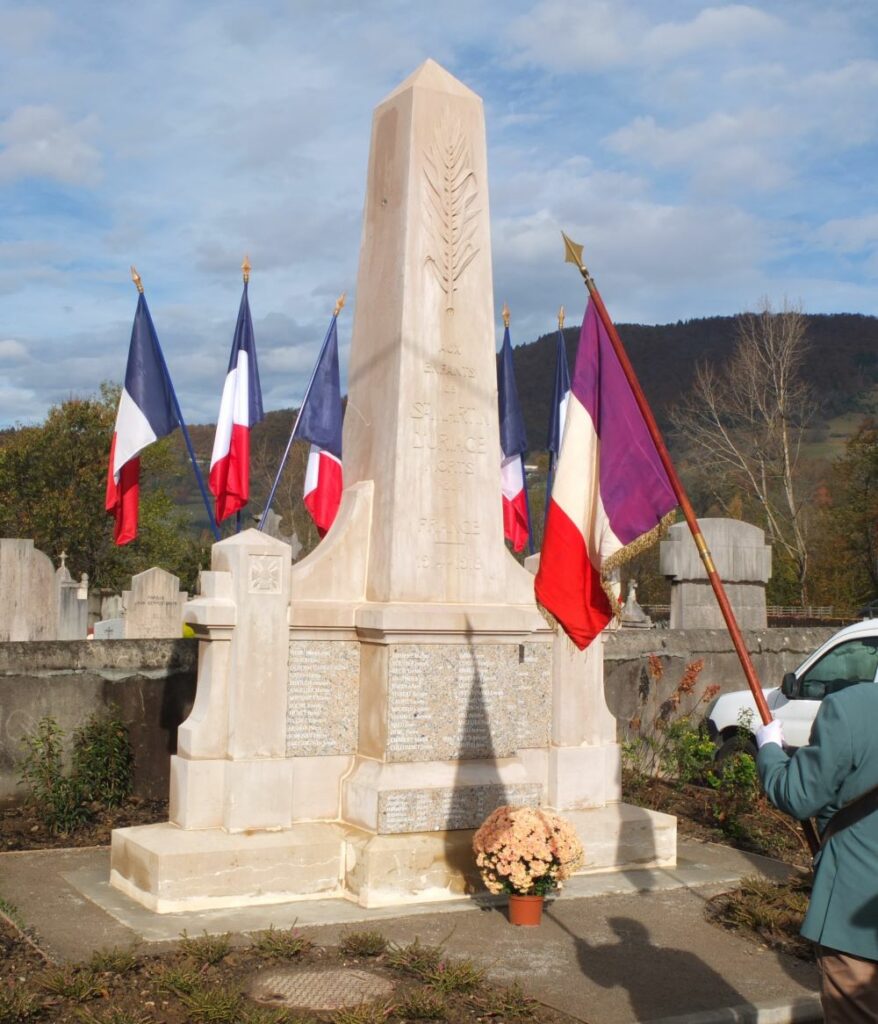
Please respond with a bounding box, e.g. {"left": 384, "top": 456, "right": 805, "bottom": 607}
{"left": 756, "top": 719, "right": 784, "bottom": 749}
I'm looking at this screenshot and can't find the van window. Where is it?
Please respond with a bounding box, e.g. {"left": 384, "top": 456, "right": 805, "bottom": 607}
{"left": 798, "top": 639, "right": 878, "bottom": 699}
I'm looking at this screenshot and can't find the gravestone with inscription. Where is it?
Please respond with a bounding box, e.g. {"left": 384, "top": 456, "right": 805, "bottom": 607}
{"left": 123, "top": 567, "right": 187, "bottom": 639}
{"left": 111, "top": 60, "right": 675, "bottom": 914}
{"left": 0, "top": 539, "right": 58, "bottom": 641}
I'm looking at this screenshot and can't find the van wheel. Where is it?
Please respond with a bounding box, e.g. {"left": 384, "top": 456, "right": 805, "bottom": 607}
{"left": 715, "top": 735, "right": 757, "bottom": 763}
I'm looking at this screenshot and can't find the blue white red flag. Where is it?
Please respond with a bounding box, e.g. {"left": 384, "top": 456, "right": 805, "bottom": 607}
{"left": 105, "top": 294, "right": 180, "bottom": 545}
{"left": 545, "top": 323, "right": 571, "bottom": 504}
{"left": 297, "top": 316, "right": 343, "bottom": 535}
{"left": 535, "top": 298, "right": 676, "bottom": 649}
{"left": 209, "top": 282, "right": 264, "bottom": 522}
{"left": 498, "top": 324, "right": 530, "bottom": 553}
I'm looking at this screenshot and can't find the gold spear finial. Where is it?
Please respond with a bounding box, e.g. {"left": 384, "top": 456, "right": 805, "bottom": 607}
{"left": 561, "top": 231, "right": 594, "bottom": 289}
{"left": 558, "top": 305, "right": 565, "bottom": 329}
{"left": 502, "top": 302, "right": 510, "bottom": 328}
{"left": 334, "top": 292, "right": 346, "bottom": 317}
{"left": 242, "top": 256, "right": 251, "bottom": 284}
{"left": 130, "top": 266, "right": 144, "bottom": 293}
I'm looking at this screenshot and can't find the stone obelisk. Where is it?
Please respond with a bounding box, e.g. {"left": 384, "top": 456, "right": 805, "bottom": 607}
{"left": 291, "top": 59, "right": 538, "bottom": 624}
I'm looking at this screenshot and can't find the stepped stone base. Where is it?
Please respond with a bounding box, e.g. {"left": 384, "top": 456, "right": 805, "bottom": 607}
{"left": 110, "top": 803, "right": 676, "bottom": 913}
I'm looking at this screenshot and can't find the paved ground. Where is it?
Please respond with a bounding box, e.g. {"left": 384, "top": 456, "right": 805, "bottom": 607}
{"left": 0, "top": 839, "right": 821, "bottom": 1024}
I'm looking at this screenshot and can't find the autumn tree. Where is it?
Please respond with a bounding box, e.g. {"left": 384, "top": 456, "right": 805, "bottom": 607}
{"left": 0, "top": 389, "right": 208, "bottom": 590}
{"left": 672, "top": 300, "right": 816, "bottom": 603}
{"left": 809, "top": 421, "right": 878, "bottom": 610}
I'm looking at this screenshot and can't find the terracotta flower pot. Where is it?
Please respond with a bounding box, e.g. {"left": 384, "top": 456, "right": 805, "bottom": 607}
{"left": 508, "top": 893, "right": 544, "bottom": 926}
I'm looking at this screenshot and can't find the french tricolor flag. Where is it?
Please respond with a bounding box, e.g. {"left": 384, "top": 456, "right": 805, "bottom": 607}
{"left": 498, "top": 323, "right": 530, "bottom": 553}
{"left": 545, "top": 322, "right": 571, "bottom": 500}
{"left": 298, "top": 315, "right": 343, "bottom": 536}
{"left": 105, "top": 294, "right": 179, "bottom": 545}
{"left": 209, "top": 282, "right": 264, "bottom": 522}
{"left": 535, "top": 298, "right": 676, "bottom": 649}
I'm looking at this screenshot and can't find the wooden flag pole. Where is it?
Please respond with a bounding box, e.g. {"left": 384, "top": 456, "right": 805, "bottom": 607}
{"left": 560, "top": 232, "right": 819, "bottom": 856}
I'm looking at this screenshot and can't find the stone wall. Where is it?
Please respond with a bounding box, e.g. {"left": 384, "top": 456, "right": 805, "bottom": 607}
{"left": 603, "top": 626, "right": 836, "bottom": 741}
{"left": 0, "top": 628, "right": 835, "bottom": 806}
{"left": 0, "top": 639, "right": 197, "bottom": 805}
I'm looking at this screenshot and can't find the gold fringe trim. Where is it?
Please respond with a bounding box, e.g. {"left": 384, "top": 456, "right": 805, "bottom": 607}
{"left": 536, "top": 600, "right": 559, "bottom": 633}
{"left": 600, "top": 510, "right": 677, "bottom": 620}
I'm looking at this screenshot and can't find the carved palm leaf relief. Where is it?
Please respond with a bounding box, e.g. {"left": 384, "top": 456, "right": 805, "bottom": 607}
{"left": 424, "top": 113, "right": 480, "bottom": 313}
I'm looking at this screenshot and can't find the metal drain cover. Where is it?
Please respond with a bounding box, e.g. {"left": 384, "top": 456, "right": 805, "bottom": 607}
{"left": 249, "top": 967, "right": 395, "bottom": 1009}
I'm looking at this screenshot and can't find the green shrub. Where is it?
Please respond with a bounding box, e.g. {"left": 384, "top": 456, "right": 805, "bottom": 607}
{"left": 17, "top": 709, "right": 134, "bottom": 834}
{"left": 708, "top": 751, "right": 760, "bottom": 836}
{"left": 72, "top": 709, "right": 133, "bottom": 807}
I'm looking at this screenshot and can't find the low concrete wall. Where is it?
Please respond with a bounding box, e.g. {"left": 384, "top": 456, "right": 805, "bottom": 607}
{"left": 0, "top": 639, "right": 197, "bottom": 804}
{"left": 603, "top": 627, "right": 835, "bottom": 741}
{"left": 0, "top": 628, "right": 835, "bottom": 806}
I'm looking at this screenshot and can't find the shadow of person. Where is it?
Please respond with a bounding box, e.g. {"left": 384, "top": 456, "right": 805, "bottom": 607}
{"left": 551, "top": 913, "right": 753, "bottom": 1021}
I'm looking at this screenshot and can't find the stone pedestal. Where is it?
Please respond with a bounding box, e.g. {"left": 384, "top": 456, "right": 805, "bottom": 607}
{"left": 660, "top": 518, "right": 771, "bottom": 629}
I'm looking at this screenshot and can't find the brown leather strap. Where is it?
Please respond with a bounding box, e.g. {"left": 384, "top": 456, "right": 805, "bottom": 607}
{"left": 820, "top": 783, "right": 878, "bottom": 846}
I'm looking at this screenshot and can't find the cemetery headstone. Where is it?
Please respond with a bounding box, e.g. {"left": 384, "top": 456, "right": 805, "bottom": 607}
{"left": 123, "top": 567, "right": 187, "bottom": 639}
{"left": 0, "top": 539, "right": 58, "bottom": 641}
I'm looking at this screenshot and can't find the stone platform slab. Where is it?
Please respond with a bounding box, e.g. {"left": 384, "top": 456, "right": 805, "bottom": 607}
{"left": 110, "top": 802, "right": 676, "bottom": 912}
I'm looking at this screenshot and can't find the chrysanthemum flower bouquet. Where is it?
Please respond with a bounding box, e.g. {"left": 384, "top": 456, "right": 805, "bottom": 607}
{"left": 472, "top": 805, "right": 584, "bottom": 896}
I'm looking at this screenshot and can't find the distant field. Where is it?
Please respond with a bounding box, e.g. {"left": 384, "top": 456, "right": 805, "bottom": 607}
{"left": 802, "top": 385, "right": 877, "bottom": 462}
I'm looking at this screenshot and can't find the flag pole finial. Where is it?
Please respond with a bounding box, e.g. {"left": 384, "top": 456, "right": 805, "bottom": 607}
{"left": 130, "top": 266, "right": 144, "bottom": 294}
{"left": 558, "top": 305, "right": 565, "bottom": 329}
{"left": 242, "top": 256, "right": 251, "bottom": 284}
{"left": 561, "top": 231, "right": 594, "bottom": 291}
{"left": 334, "top": 292, "right": 346, "bottom": 317}
{"left": 502, "top": 302, "right": 510, "bottom": 328}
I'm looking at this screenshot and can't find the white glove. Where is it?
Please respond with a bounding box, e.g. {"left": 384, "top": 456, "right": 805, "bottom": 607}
{"left": 756, "top": 720, "right": 784, "bottom": 749}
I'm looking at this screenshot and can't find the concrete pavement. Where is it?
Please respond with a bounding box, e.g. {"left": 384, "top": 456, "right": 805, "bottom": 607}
{"left": 0, "top": 838, "right": 821, "bottom": 1023}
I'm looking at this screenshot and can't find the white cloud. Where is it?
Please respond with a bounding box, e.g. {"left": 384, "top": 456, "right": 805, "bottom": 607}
{"left": 605, "top": 109, "right": 792, "bottom": 193}
{"left": 818, "top": 213, "right": 878, "bottom": 254}
{"left": 507, "top": 1, "right": 781, "bottom": 72}
{"left": 0, "top": 106, "right": 102, "bottom": 185}
{"left": 0, "top": 339, "right": 28, "bottom": 363}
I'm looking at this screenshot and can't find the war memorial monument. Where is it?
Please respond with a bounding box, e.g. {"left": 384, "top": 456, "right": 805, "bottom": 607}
{"left": 109, "top": 60, "right": 675, "bottom": 913}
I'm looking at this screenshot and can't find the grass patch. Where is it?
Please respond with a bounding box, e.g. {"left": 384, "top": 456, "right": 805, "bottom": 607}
{"left": 178, "top": 982, "right": 244, "bottom": 1023}
{"left": 154, "top": 961, "right": 202, "bottom": 995}
{"left": 0, "top": 987, "right": 42, "bottom": 1023}
{"left": 250, "top": 925, "right": 313, "bottom": 960}
{"left": 72, "top": 1008, "right": 156, "bottom": 1024}
{"left": 421, "top": 959, "right": 484, "bottom": 995}
{"left": 385, "top": 938, "right": 444, "bottom": 977}
{"left": 178, "top": 929, "right": 232, "bottom": 965}
{"left": 395, "top": 987, "right": 448, "bottom": 1020}
{"left": 87, "top": 946, "right": 139, "bottom": 975}
{"left": 339, "top": 930, "right": 388, "bottom": 958}
{"left": 469, "top": 982, "right": 537, "bottom": 1019}
{"left": 706, "top": 874, "right": 813, "bottom": 960}
{"left": 38, "top": 966, "right": 104, "bottom": 1001}
{"left": 330, "top": 1000, "right": 393, "bottom": 1024}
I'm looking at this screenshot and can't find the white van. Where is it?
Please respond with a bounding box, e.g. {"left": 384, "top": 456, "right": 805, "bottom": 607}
{"left": 706, "top": 619, "right": 878, "bottom": 759}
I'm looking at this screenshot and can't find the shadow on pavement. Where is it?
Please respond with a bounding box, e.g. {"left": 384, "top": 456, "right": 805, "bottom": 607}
{"left": 548, "top": 911, "right": 753, "bottom": 1021}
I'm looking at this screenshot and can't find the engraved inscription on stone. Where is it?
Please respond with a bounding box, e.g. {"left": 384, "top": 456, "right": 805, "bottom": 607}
{"left": 385, "top": 642, "right": 552, "bottom": 762}
{"left": 287, "top": 641, "right": 359, "bottom": 756}
{"left": 249, "top": 554, "right": 282, "bottom": 594}
{"left": 249, "top": 967, "right": 394, "bottom": 1010}
{"left": 377, "top": 783, "right": 542, "bottom": 834}
{"left": 424, "top": 112, "right": 480, "bottom": 314}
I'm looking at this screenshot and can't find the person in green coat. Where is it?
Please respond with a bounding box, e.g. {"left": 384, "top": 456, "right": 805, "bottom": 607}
{"left": 756, "top": 682, "right": 878, "bottom": 1023}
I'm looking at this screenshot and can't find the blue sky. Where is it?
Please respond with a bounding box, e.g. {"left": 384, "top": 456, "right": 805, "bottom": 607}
{"left": 1, "top": 0, "right": 877, "bottom": 427}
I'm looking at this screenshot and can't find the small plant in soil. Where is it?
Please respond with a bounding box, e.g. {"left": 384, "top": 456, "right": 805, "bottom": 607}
{"left": 386, "top": 938, "right": 444, "bottom": 977}
{"left": 395, "top": 986, "right": 449, "bottom": 1020}
{"left": 87, "top": 946, "right": 139, "bottom": 975}
{"left": 339, "top": 930, "right": 388, "bottom": 958}
{"left": 73, "top": 1008, "right": 157, "bottom": 1024}
{"left": 178, "top": 929, "right": 232, "bottom": 965}
{"left": 469, "top": 982, "right": 537, "bottom": 1020}
{"left": 178, "top": 982, "right": 244, "bottom": 1024}
{"left": 0, "top": 986, "right": 42, "bottom": 1023}
{"left": 706, "top": 874, "right": 813, "bottom": 960}
{"left": 421, "top": 958, "right": 485, "bottom": 995}
{"left": 38, "top": 966, "right": 104, "bottom": 1001}
{"left": 330, "top": 1000, "right": 394, "bottom": 1024}
{"left": 250, "top": 925, "right": 313, "bottom": 960}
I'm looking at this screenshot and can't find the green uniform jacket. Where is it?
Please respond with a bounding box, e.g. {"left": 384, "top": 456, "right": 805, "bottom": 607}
{"left": 757, "top": 682, "right": 878, "bottom": 961}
